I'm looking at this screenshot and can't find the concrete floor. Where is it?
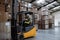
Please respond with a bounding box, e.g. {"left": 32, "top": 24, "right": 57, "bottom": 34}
{"left": 25, "top": 27, "right": 60, "bottom": 40}
{"left": 0, "top": 21, "right": 60, "bottom": 40}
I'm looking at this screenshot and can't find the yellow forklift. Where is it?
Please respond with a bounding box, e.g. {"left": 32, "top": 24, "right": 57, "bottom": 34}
{"left": 5, "top": 0, "right": 36, "bottom": 40}
{"left": 17, "top": 11, "right": 36, "bottom": 39}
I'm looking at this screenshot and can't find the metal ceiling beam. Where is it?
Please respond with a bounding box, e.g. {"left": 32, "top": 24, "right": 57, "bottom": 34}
{"left": 49, "top": 5, "right": 60, "bottom": 10}
{"left": 30, "top": 0, "right": 36, "bottom": 3}
{"left": 44, "top": 1, "right": 55, "bottom": 6}
{"left": 21, "top": 0, "right": 36, "bottom": 3}
{"left": 49, "top": 3, "right": 60, "bottom": 10}
{"left": 50, "top": 9, "right": 60, "bottom": 14}
{"left": 37, "top": 0, "right": 57, "bottom": 10}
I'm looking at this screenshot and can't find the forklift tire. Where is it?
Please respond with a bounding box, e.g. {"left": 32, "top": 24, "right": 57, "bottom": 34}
{"left": 19, "top": 35, "right": 24, "bottom": 40}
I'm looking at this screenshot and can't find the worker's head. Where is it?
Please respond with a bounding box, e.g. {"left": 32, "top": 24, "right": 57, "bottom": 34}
{"left": 25, "top": 16, "right": 30, "bottom": 21}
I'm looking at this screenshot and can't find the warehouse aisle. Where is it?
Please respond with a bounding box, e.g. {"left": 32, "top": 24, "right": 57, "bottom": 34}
{"left": 25, "top": 27, "right": 60, "bottom": 40}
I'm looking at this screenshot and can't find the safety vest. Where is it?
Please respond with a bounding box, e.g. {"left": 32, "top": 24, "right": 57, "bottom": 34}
{"left": 24, "top": 21, "right": 30, "bottom": 24}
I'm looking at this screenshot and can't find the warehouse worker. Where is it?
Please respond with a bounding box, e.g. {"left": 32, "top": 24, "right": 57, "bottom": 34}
{"left": 23, "top": 16, "right": 31, "bottom": 31}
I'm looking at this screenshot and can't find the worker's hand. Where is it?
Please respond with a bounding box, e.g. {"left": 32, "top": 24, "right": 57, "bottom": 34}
{"left": 17, "top": 32, "right": 21, "bottom": 34}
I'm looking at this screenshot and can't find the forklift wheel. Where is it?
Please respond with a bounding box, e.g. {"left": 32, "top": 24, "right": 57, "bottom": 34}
{"left": 19, "top": 35, "right": 24, "bottom": 40}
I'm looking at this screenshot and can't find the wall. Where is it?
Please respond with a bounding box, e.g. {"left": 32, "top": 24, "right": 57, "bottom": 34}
{"left": 52, "top": 11, "right": 60, "bottom": 27}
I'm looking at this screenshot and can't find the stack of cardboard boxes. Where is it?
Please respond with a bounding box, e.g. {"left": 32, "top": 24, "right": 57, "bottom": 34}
{"left": 38, "top": 7, "right": 54, "bottom": 29}
{"left": 0, "top": 0, "right": 11, "bottom": 39}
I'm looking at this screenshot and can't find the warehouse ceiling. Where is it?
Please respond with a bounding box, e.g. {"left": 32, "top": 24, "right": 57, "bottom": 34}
{"left": 23, "top": 0, "right": 60, "bottom": 13}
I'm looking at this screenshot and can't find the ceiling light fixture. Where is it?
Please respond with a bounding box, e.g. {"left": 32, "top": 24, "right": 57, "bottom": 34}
{"left": 36, "top": 0, "right": 45, "bottom": 4}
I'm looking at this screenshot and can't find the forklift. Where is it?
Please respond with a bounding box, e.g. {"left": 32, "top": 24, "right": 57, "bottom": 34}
{"left": 17, "top": 11, "right": 36, "bottom": 39}
{"left": 5, "top": 0, "right": 36, "bottom": 40}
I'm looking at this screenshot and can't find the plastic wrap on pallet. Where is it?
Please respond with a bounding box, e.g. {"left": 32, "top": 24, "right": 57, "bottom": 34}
{"left": 45, "top": 25, "right": 49, "bottom": 28}
{"left": 45, "top": 20, "right": 49, "bottom": 24}
{"left": 49, "top": 15, "right": 53, "bottom": 19}
{"left": 52, "top": 23, "right": 55, "bottom": 28}
{"left": 41, "top": 16, "right": 49, "bottom": 20}
{"left": 41, "top": 7, "right": 50, "bottom": 15}
{"left": 0, "top": 22, "right": 11, "bottom": 39}
{"left": 45, "top": 16, "right": 49, "bottom": 20}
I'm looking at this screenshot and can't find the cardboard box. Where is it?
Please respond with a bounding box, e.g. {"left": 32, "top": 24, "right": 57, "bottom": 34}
{"left": 0, "top": 1, "right": 7, "bottom": 22}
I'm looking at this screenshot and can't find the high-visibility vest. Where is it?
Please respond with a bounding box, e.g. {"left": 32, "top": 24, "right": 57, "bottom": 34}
{"left": 24, "top": 21, "right": 30, "bottom": 24}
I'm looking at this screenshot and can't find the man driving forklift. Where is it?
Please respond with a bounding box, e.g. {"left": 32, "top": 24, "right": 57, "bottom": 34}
{"left": 23, "top": 16, "right": 31, "bottom": 31}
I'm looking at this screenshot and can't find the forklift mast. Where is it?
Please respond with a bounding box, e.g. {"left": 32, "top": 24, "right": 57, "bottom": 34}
{"left": 11, "top": 0, "right": 18, "bottom": 40}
